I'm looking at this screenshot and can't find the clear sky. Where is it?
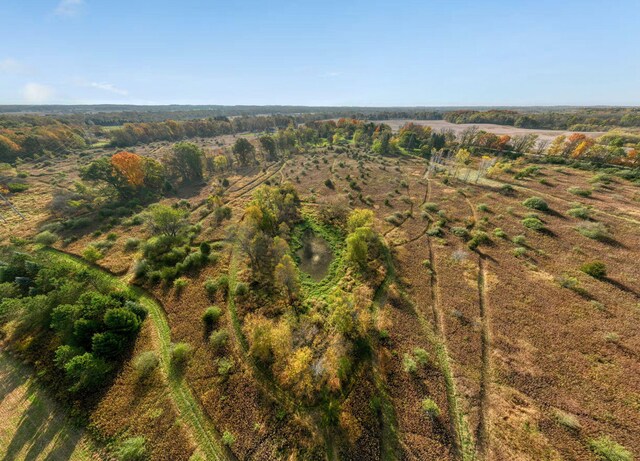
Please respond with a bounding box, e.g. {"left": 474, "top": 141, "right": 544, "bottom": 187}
{"left": 0, "top": 0, "right": 638, "bottom": 106}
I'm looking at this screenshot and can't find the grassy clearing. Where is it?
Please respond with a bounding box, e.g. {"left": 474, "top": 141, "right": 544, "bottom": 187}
{"left": 0, "top": 353, "right": 98, "bottom": 461}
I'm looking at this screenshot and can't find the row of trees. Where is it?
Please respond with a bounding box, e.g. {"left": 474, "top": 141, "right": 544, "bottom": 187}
{"left": 443, "top": 108, "right": 640, "bottom": 131}
{"left": 546, "top": 133, "right": 638, "bottom": 165}
{"left": 0, "top": 123, "right": 89, "bottom": 162}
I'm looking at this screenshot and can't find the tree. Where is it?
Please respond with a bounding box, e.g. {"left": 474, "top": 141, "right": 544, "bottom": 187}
{"left": 213, "top": 154, "right": 229, "bottom": 171}
{"left": 104, "top": 308, "right": 141, "bottom": 336}
{"left": 274, "top": 254, "right": 299, "bottom": 302}
{"left": 167, "top": 142, "right": 204, "bottom": 182}
{"left": 146, "top": 204, "right": 189, "bottom": 238}
{"left": 232, "top": 138, "right": 256, "bottom": 166}
{"left": 111, "top": 151, "right": 145, "bottom": 187}
{"left": 346, "top": 226, "right": 376, "bottom": 269}
{"left": 81, "top": 154, "right": 165, "bottom": 198}
{"left": 258, "top": 135, "right": 278, "bottom": 162}
{"left": 547, "top": 135, "right": 566, "bottom": 156}
{"left": 347, "top": 209, "right": 374, "bottom": 232}
{"left": 64, "top": 352, "right": 111, "bottom": 392}
{"left": 92, "top": 331, "right": 126, "bottom": 358}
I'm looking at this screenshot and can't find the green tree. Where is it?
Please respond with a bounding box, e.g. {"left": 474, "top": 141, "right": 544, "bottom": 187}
{"left": 232, "top": 138, "right": 256, "bottom": 166}
{"left": 258, "top": 135, "right": 278, "bottom": 162}
{"left": 145, "top": 204, "right": 189, "bottom": 238}
{"left": 168, "top": 142, "right": 204, "bottom": 182}
{"left": 104, "top": 308, "right": 141, "bottom": 336}
{"left": 64, "top": 353, "right": 111, "bottom": 392}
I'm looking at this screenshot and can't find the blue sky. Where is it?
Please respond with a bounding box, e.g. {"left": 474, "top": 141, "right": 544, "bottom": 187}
{"left": 0, "top": 0, "right": 638, "bottom": 106}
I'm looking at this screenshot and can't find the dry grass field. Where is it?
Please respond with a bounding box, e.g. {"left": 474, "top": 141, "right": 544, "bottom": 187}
{"left": 1, "top": 134, "right": 638, "bottom": 461}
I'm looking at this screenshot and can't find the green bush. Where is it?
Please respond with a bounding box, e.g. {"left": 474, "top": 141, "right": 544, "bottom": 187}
{"left": 133, "top": 351, "right": 160, "bottom": 379}
{"left": 171, "top": 342, "right": 192, "bottom": 369}
{"left": 421, "top": 398, "right": 440, "bottom": 418}
{"left": 413, "top": 348, "right": 430, "bottom": 367}
{"left": 124, "top": 238, "right": 140, "bottom": 251}
{"left": 513, "top": 247, "right": 527, "bottom": 257}
{"left": 204, "top": 275, "right": 229, "bottom": 299}
{"left": 580, "top": 261, "right": 607, "bottom": 279}
{"left": 7, "top": 182, "right": 29, "bottom": 193}
{"left": 588, "top": 436, "right": 632, "bottom": 461}
{"left": 235, "top": 282, "right": 248, "bottom": 297}
{"left": 522, "top": 216, "right": 545, "bottom": 231}
{"left": 402, "top": 353, "right": 417, "bottom": 374}
{"left": 552, "top": 409, "right": 581, "bottom": 431}
{"left": 522, "top": 196, "right": 549, "bottom": 211}
{"left": 209, "top": 329, "right": 229, "bottom": 351}
{"left": 104, "top": 308, "right": 141, "bottom": 336}
{"left": 589, "top": 173, "right": 612, "bottom": 185}
{"left": 567, "top": 205, "right": 592, "bottom": 220}
{"left": 117, "top": 436, "right": 147, "bottom": 461}
{"left": 512, "top": 235, "right": 526, "bottom": 245}
{"left": 568, "top": 187, "right": 592, "bottom": 197}
{"left": 422, "top": 202, "right": 439, "bottom": 212}
{"left": 493, "top": 228, "right": 507, "bottom": 239}
{"left": 173, "top": 277, "right": 189, "bottom": 293}
{"left": 64, "top": 353, "right": 111, "bottom": 393}
{"left": 217, "top": 357, "right": 234, "bottom": 377}
{"left": 499, "top": 184, "right": 514, "bottom": 195}
{"left": 35, "top": 231, "right": 58, "bottom": 246}
{"left": 92, "top": 331, "right": 126, "bottom": 358}
{"left": 451, "top": 227, "right": 470, "bottom": 240}
{"left": 222, "top": 431, "right": 235, "bottom": 447}
{"left": 476, "top": 203, "right": 489, "bottom": 212}
{"left": 202, "top": 305, "right": 222, "bottom": 328}
{"left": 576, "top": 222, "right": 610, "bottom": 241}
{"left": 468, "top": 231, "right": 490, "bottom": 250}
{"left": 82, "top": 245, "right": 103, "bottom": 263}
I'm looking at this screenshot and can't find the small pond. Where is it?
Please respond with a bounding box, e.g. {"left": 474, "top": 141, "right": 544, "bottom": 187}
{"left": 296, "top": 228, "right": 333, "bottom": 282}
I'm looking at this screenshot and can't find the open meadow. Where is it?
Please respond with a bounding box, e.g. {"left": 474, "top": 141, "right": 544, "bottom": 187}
{"left": 1, "top": 116, "right": 638, "bottom": 460}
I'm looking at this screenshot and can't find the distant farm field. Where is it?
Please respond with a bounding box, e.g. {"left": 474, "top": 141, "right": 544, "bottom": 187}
{"left": 375, "top": 119, "right": 607, "bottom": 142}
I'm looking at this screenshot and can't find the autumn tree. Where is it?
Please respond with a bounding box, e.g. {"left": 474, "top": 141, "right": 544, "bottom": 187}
{"left": 81, "top": 153, "right": 165, "bottom": 199}
{"left": 274, "top": 254, "right": 300, "bottom": 302}
{"left": 111, "top": 151, "right": 145, "bottom": 187}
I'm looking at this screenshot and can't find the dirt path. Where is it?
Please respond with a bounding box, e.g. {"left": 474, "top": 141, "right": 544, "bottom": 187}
{"left": 44, "top": 249, "right": 232, "bottom": 461}
{"left": 226, "top": 161, "right": 287, "bottom": 206}
{"left": 401, "top": 177, "right": 476, "bottom": 461}
{"left": 462, "top": 194, "right": 492, "bottom": 460}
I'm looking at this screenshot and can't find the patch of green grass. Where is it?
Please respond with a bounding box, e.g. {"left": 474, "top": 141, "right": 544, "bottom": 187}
{"left": 588, "top": 436, "right": 632, "bottom": 461}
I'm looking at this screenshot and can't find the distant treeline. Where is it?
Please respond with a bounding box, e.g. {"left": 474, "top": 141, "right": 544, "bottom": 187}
{"left": 443, "top": 108, "right": 640, "bottom": 131}
{"left": 2, "top": 106, "right": 640, "bottom": 163}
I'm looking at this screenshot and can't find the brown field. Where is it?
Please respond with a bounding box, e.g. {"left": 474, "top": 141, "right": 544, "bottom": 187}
{"left": 1, "top": 137, "right": 639, "bottom": 460}
{"left": 375, "top": 119, "right": 606, "bottom": 142}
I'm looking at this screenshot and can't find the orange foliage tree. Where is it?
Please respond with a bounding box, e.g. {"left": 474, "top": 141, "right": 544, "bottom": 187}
{"left": 111, "top": 151, "right": 145, "bottom": 187}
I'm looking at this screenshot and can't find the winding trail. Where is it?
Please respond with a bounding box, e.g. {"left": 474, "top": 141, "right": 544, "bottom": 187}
{"left": 43, "top": 248, "right": 232, "bottom": 461}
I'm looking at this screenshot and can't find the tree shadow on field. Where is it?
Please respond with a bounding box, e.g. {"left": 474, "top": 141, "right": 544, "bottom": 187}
{"left": 604, "top": 277, "right": 640, "bottom": 299}
{"left": 2, "top": 375, "right": 84, "bottom": 461}
{"left": 0, "top": 353, "right": 25, "bottom": 403}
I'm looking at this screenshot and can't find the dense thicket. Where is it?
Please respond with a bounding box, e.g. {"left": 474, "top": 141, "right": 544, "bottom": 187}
{"left": 0, "top": 249, "right": 146, "bottom": 395}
